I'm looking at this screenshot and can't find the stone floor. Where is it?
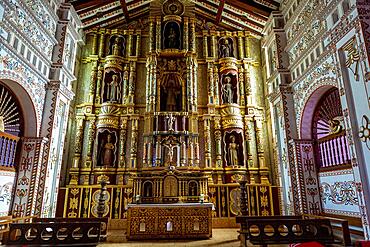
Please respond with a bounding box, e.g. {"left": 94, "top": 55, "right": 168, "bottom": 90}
{"left": 99, "top": 228, "right": 291, "bottom": 247}
{"left": 99, "top": 228, "right": 241, "bottom": 247}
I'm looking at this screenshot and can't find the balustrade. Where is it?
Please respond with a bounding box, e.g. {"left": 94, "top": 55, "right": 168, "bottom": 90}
{"left": 317, "top": 131, "right": 350, "bottom": 169}
{"left": 0, "top": 131, "right": 19, "bottom": 168}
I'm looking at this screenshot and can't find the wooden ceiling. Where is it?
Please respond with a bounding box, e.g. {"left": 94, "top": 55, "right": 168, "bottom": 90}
{"left": 68, "top": 0, "right": 280, "bottom": 35}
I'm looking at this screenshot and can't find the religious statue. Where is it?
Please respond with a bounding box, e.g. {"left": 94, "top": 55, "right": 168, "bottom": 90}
{"left": 112, "top": 37, "right": 122, "bottom": 56}
{"left": 228, "top": 135, "right": 239, "bottom": 167}
{"left": 164, "top": 79, "right": 180, "bottom": 111}
{"left": 107, "top": 74, "right": 120, "bottom": 102}
{"left": 168, "top": 27, "right": 177, "bottom": 49}
{"left": 164, "top": 142, "right": 176, "bottom": 164}
{"left": 220, "top": 38, "right": 232, "bottom": 58}
{"left": 166, "top": 114, "right": 176, "bottom": 131}
{"left": 222, "top": 76, "right": 234, "bottom": 104}
{"left": 101, "top": 134, "right": 115, "bottom": 166}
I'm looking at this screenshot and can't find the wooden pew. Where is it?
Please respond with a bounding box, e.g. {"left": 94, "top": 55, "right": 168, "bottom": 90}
{"left": 303, "top": 214, "right": 351, "bottom": 246}
{"left": 236, "top": 215, "right": 336, "bottom": 247}
{"left": 3, "top": 218, "right": 103, "bottom": 246}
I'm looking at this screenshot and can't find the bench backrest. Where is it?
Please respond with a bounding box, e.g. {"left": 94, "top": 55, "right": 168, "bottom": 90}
{"left": 238, "top": 217, "right": 334, "bottom": 245}
{"left": 5, "top": 221, "right": 101, "bottom": 246}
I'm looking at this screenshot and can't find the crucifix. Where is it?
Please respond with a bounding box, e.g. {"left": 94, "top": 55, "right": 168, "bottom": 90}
{"left": 166, "top": 113, "right": 176, "bottom": 131}
{"left": 164, "top": 142, "right": 176, "bottom": 164}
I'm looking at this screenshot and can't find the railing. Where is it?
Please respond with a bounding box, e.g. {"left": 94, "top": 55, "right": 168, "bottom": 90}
{"left": 0, "top": 131, "right": 19, "bottom": 168}
{"left": 317, "top": 131, "right": 350, "bottom": 169}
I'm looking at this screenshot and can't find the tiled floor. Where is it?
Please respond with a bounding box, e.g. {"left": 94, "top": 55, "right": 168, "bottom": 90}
{"left": 99, "top": 228, "right": 241, "bottom": 246}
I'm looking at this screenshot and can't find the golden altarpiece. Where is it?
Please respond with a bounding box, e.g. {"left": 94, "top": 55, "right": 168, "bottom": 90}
{"left": 58, "top": 0, "right": 279, "bottom": 232}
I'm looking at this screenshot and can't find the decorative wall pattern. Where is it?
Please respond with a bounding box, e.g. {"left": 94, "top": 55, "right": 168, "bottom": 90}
{"left": 0, "top": 170, "right": 15, "bottom": 216}
{"left": 319, "top": 169, "right": 360, "bottom": 217}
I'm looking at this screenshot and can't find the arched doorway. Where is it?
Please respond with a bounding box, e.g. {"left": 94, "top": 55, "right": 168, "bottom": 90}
{"left": 0, "top": 82, "right": 24, "bottom": 217}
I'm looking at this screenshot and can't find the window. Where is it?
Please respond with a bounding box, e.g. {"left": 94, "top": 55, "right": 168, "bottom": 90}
{"left": 20, "top": 44, "right": 25, "bottom": 56}
{"left": 32, "top": 56, "right": 37, "bottom": 66}
{"left": 27, "top": 50, "right": 31, "bottom": 61}
{"left": 13, "top": 37, "right": 19, "bottom": 50}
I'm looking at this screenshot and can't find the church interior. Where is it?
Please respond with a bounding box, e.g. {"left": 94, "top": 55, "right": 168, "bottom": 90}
{"left": 0, "top": 0, "right": 370, "bottom": 246}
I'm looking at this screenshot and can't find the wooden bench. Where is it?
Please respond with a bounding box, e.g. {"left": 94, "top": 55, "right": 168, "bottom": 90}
{"left": 303, "top": 214, "right": 351, "bottom": 246}
{"left": 236, "top": 215, "right": 336, "bottom": 247}
{"left": 3, "top": 218, "right": 103, "bottom": 246}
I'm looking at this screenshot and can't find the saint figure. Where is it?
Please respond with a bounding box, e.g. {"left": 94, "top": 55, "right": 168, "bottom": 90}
{"left": 220, "top": 39, "right": 232, "bottom": 58}
{"left": 167, "top": 27, "right": 177, "bottom": 49}
{"left": 112, "top": 37, "right": 122, "bottom": 56}
{"left": 228, "top": 135, "right": 239, "bottom": 167}
{"left": 164, "top": 79, "right": 180, "bottom": 111}
{"left": 101, "top": 134, "right": 115, "bottom": 166}
{"left": 222, "top": 76, "right": 233, "bottom": 104}
{"left": 107, "top": 74, "right": 120, "bottom": 102}
{"left": 167, "top": 114, "right": 176, "bottom": 131}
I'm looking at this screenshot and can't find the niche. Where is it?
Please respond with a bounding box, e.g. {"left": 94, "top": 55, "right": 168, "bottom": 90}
{"left": 163, "top": 21, "right": 181, "bottom": 49}
{"left": 109, "top": 35, "right": 125, "bottom": 56}
{"left": 223, "top": 131, "right": 244, "bottom": 167}
{"left": 102, "top": 69, "right": 122, "bottom": 103}
{"left": 188, "top": 181, "right": 198, "bottom": 196}
{"left": 218, "top": 37, "right": 234, "bottom": 58}
{"left": 142, "top": 181, "right": 153, "bottom": 198}
{"left": 96, "top": 130, "right": 117, "bottom": 167}
{"left": 220, "top": 73, "right": 238, "bottom": 104}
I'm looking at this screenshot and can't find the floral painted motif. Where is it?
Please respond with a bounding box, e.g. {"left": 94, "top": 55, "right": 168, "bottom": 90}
{"left": 321, "top": 181, "right": 359, "bottom": 206}
{"left": 359, "top": 115, "right": 370, "bottom": 150}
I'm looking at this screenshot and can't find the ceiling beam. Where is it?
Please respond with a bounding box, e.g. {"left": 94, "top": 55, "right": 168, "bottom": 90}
{"left": 225, "top": 0, "right": 270, "bottom": 17}
{"left": 215, "top": 0, "right": 225, "bottom": 24}
{"left": 120, "top": 0, "right": 130, "bottom": 22}
{"left": 72, "top": 0, "right": 114, "bottom": 11}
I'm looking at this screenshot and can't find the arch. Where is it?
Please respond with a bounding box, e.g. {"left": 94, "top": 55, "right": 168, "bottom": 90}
{"left": 300, "top": 85, "right": 337, "bottom": 139}
{"left": 0, "top": 79, "right": 38, "bottom": 137}
{"left": 142, "top": 180, "right": 153, "bottom": 198}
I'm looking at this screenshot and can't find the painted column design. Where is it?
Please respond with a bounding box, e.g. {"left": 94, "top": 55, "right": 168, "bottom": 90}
{"left": 214, "top": 67, "right": 220, "bottom": 105}
{"left": 89, "top": 62, "right": 97, "bottom": 103}
{"left": 12, "top": 138, "right": 48, "bottom": 218}
{"left": 127, "top": 32, "right": 133, "bottom": 57}
{"left": 239, "top": 67, "right": 245, "bottom": 105}
{"left": 128, "top": 62, "right": 136, "bottom": 104}
{"left": 92, "top": 33, "right": 98, "bottom": 55}
{"left": 214, "top": 117, "right": 222, "bottom": 168}
{"left": 73, "top": 116, "right": 85, "bottom": 169}
{"left": 211, "top": 33, "right": 217, "bottom": 58}
{"left": 136, "top": 32, "right": 141, "bottom": 57}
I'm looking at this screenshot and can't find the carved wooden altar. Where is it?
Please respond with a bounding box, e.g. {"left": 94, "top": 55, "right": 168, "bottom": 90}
{"left": 127, "top": 203, "right": 213, "bottom": 239}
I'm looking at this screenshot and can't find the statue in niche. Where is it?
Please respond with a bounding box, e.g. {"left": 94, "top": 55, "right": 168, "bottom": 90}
{"left": 163, "top": 79, "right": 180, "bottom": 111}
{"left": 111, "top": 36, "right": 124, "bottom": 56}
{"left": 228, "top": 135, "right": 239, "bottom": 167}
{"left": 100, "top": 133, "right": 116, "bottom": 166}
{"left": 106, "top": 74, "right": 121, "bottom": 102}
{"left": 219, "top": 38, "right": 233, "bottom": 58}
{"left": 164, "top": 22, "right": 181, "bottom": 49}
{"left": 222, "top": 76, "right": 234, "bottom": 104}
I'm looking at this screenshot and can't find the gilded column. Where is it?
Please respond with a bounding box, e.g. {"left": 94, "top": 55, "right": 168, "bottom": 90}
{"left": 246, "top": 116, "right": 258, "bottom": 183}
{"left": 73, "top": 116, "right": 85, "bottom": 169}
{"left": 127, "top": 32, "right": 133, "bottom": 57}
{"left": 190, "top": 19, "right": 196, "bottom": 53}
{"left": 214, "top": 117, "right": 222, "bottom": 169}
{"left": 122, "top": 65, "right": 129, "bottom": 104}
{"left": 128, "top": 62, "right": 136, "bottom": 104}
{"left": 186, "top": 57, "right": 193, "bottom": 112}
{"left": 183, "top": 18, "right": 189, "bottom": 50}
{"left": 92, "top": 32, "right": 98, "bottom": 55}
{"left": 214, "top": 67, "right": 220, "bottom": 105}
{"left": 203, "top": 32, "right": 208, "bottom": 58}
{"left": 149, "top": 18, "right": 155, "bottom": 53}
{"left": 211, "top": 32, "right": 217, "bottom": 58}
{"left": 84, "top": 116, "right": 96, "bottom": 168}
{"left": 239, "top": 67, "right": 245, "bottom": 105}
{"left": 98, "top": 29, "right": 106, "bottom": 58}
{"left": 119, "top": 117, "right": 128, "bottom": 168}
{"left": 145, "top": 57, "right": 151, "bottom": 112}
{"left": 95, "top": 65, "right": 103, "bottom": 104}
{"left": 180, "top": 135, "right": 186, "bottom": 166}
{"left": 130, "top": 118, "right": 139, "bottom": 169}
{"left": 89, "top": 62, "right": 98, "bottom": 103}
{"left": 238, "top": 32, "right": 244, "bottom": 59}
{"left": 136, "top": 31, "right": 141, "bottom": 57}
{"left": 244, "top": 34, "right": 250, "bottom": 58}
{"left": 193, "top": 58, "right": 198, "bottom": 112}
{"left": 244, "top": 63, "right": 251, "bottom": 105}
{"left": 156, "top": 17, "right": 161, "bottom": 52}
{"left": 150, "top": 57, "right": 157, "bottom": 112}
{"left": 204, "top": 118, "right": 212, "bottom": 168}
{"left": 155, "top": 136, "right": 162, "bottom": 166}
{"left": 207, "top": 63, "right": 214, "bottom": 104}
